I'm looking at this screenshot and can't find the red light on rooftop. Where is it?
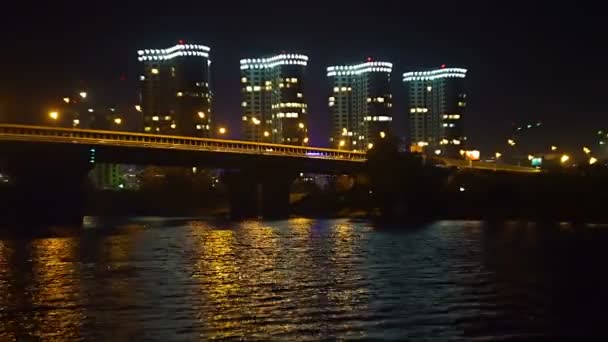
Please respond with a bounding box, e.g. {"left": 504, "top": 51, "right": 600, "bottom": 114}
{"left": 367, "top": 57, "right": 373, "bottom": 62}
{"left": 441, "top": 64, "right": 446, "bottom": 69}
{"left": 178, "top": 39, "right": 185, "bottom": 44}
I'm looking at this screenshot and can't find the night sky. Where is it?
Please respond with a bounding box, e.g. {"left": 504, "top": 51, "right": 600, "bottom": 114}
{"left": 2, "top": 2, "right": 607, "bottom": 154}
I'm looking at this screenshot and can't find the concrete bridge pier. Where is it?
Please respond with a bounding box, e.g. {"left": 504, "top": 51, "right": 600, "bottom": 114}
{"left": 223, "top": 165, "right": 296, "bottom": 220}
{"left": 1, "top": 145, "right": 92, "bottom": 226}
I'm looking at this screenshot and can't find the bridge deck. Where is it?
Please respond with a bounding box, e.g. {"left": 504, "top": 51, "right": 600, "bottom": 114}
{"left": 0, "top": 124, "right": 539, "bottom": 173}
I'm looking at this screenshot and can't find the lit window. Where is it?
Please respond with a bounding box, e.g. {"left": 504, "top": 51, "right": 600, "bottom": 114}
{"left": 443, "top": 123, "right": 448, "bottom": 127}
{"left": 279, "top": 83, "right": 285, "bottom": 88}
{"left": 152, "top": 116, "right": 159, "bottom": 121}
{"left": 410, "top": 108, "right": 416, "bottom": 113}
{"left": 367, "top": 98, "right": 372, "bottom": 103}
{"left": 241, "top": 77, "right": 247, "bottom": 83}
{"left": 333, "top": 87, "right": 339, "bottom": 92}
{"left": 246, "top": 86, "right": 253, "bottom": 92}
{"left": 265, "top": 85, "right": 272, "bottom": 90}
{"left": 151, "top": 68, "right": 159, "bottom": 74}
{"left": 329, "top": 97, "right": 335, "bottom": 101}
{"left": 241, "top": 102, "right": 247, "bottom": 107}
{"left": 170, "top": 123, "right": 176, "bottom": 129}
{"left": 72, "top": 119, "right": 80, "bottom": 126}
{"left": 165, "top": 116, "right": 171, "bottom": 120}
{"left": 329, "top": 101, "right": 335, "bottom": 107}
{"left": 88, "top": 108, "right": 94, "bottom": 113}
{"left": 242, "top": 116, "right": 248, "bottom": 121}
{"left": 144, "top": 127, "right": 151, "bottom": 132}
{"left": 196, "top": 125, "right": 202, "bottom": 130}
{"left": 177, "top": 92, "right": 183, "bottom": 97}
{"left": 291, "top": 78, "right": 298, "bottom": 83}
{"left": 265, "top": 81, "right": 272, "bottom": 86}
{"left": 298, "top": 122, "right": 305, "bottom": 129}
{"left": 297, "top": 93, "right": 303, "bottom": 98}
{"left": 140, "top": 75, "right": 145, "bottom": 81}
{"left": 427, "top": 86, "right": 432, "bottom": 92}
{"left": 341, "top": 87, "right": 347, "bottom": 92}
{"left": 198, "top": 111, "right": 205, "bottom": 118}
{"left": 380, "top": 131, "right": 386, "bottom": 139}
{"left": 458, "top": 102, "right": 466, "bottom": 107}
{"left": 376, "top": 97, "right": 385, "bottom": 103}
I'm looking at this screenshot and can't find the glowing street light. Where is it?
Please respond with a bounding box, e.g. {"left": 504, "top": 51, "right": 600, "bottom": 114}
{"left": 263, "top": 131, "right": 270, "bottom": 137}
{"left": 495, "top": 152, "right": 502, "bottom": 159}
{"left": 63, "top": 97, "right": 70, "bottom": 104}
{"left": 48, "top": 111, "right": 59, "bottom": 120}
{"left": 298, "top": 122, "right": 305, "bottom": 129}
{"left": 198, "top": 111, "right": 205, "bottom": 119}
{"left": 218, "top": 127, "right": 227, "bottom": 135}
{"left": 367, "top": 143, "right": 374, "bottom": 149}
{"left": 134, "top": 105, "right": 142, "bottom": 112}
{"left": 528, "top": 155, "right": 534, "bottom": 161}
{"left": 379, "top": 131, "right": 386, "bottom": 139}
{"left": 339, "top": 140, "right": 346, "bottom": 147}
{"left": 583, "top": 146, "right": 591, "bottom": 155}
{"left": 560, "top": 154, "right": 570, "bottom": 164}
{"left": 113, "top": 118, "right": 122, "bottom": 125}
{"left": 589, "top": 157, "right": 598, "bottom": 165}
{"left": 551, "top": 145, "right": 557, "bottom": 151}
{"left": 507, "top": 139, "right": 516, "bottom": 146}
{"left": 79, "top": 91, "right": 87, "bottom": 99}
{"left": 303, "top": 137, "right": 309, "bottom": 144}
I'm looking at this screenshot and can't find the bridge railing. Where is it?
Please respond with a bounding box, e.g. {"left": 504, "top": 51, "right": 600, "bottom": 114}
{"left": 0, "top": 124, "right": 368, "bottom": 162}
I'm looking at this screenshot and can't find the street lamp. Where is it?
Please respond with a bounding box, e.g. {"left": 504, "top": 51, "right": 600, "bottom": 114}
{"left": 589, "top": 157, "right": 598, "bottom": 165}
{"left": 339, "top": 140, "right": 346, "bottom": 148}
{"left": 507, "top": 139, "right": 516, "bottom": 146}
{"left": 63, "top": 97, "right": 70, "bottom": 104}
{"left": 218, "top": 127, "right": 227, "bottom": 135}
{"left": 379, "top": 131, "right": 386, "bottom": 139}
{"left": 583, "top": 146, "right": 591, "bottom": 155}
{"left": 495, "top": 152, "right": 502, "bottom": 159}
{"left": 560, "top": 154, "right": 570, "bottom": 164}
{"left": 551, "top": 145, "right": 557, "bottom": 151}
{"left": 263, "top": 131, "right": 270, "bottom": 137}
{"left": 113, "top": 118, "right": 122, "bottom": 125}
{"left": 79, "top": 91, "right": 87, "bottom": 99}
{"left": 48, "top": 111, "right": 59, "bottom": 120}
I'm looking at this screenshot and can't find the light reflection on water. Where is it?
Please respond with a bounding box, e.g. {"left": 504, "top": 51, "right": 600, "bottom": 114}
{"left": 1, "top": 219, "right": 608, "bottom": 340}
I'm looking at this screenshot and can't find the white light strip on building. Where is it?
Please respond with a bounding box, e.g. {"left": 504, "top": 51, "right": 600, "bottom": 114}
{"left": 364, "top": 116, "right": 393, "bottom": 122}
{"left": 326, "top": 61, "right": 393, "bottom": 76}
{"left": 402, "top": 68, "right": 467, "bottom": 81}
{"left": 137, "top": 43, "right": 211, "bottom": 62}
{"left": 240, "top": 54, "right": 309, "bottom": 69}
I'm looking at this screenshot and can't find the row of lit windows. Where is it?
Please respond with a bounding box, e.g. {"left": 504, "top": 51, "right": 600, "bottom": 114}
{"left": 333, "top": 87, "right": 352, "bottom": 93}
{"left": 443, "top": 114, "right": 461, "bottom": 119}
{"left": 410, "top": 108, "right": 429, "bottom": 113}
{"left": 271, "top": 102, "right": 306, "bottom": 109}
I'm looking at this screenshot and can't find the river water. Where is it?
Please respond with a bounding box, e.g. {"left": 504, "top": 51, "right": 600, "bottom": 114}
{"left": 1, "top": 218, "right": 608, "bottom": 340}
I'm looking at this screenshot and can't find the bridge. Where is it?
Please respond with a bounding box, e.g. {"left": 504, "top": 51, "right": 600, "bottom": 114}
{"left": 0, "top": 124, "right": 537, "bottom": 224}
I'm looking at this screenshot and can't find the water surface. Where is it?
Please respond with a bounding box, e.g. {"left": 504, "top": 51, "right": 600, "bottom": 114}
{"left": 1, "top": 218, "right": 607, "bottom": 340}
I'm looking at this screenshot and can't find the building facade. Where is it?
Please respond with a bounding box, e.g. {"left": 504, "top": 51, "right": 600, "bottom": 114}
{"left": 327, "top": 60, "right": 393, "bottom": 150}
{"left": 138, "top": 41, "right": 212, "bottom": 137}
{"left": 240, "top": 54, "right": 308, "bottom": 145}
{"left": 403, "top": 66, "right": 467, "bottom": 157}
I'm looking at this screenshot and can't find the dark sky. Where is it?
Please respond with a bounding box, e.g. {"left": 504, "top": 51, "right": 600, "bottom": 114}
{"left": 2, "top": 2, "right": 607, "bottom": 154}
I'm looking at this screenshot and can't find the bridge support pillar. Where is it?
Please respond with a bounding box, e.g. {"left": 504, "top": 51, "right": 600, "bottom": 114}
{"left": 1, "top": 145, "right": 92, "bottom": 226}
{"left": 223, "top": 167, "right": 295, "bottom": 220}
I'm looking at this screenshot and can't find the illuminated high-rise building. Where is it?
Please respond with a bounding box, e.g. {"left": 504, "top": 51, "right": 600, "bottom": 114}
{"left": 403, "top": 66, "right": 467, "bottom": 157}
{"left": 240, "top": 54, "right": 308, "bottom": 145}
{"left": 326, "top": 60, "right": 393, "bottom": 150}
{"left": 138, "top": 41, "right": 212, "bottom": 137}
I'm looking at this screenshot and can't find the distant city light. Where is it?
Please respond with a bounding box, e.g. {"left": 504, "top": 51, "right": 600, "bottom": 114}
{"left": 48, "top": 111, "right": 59, "bottom": 120}
{"left": 135, "top": 105, "right": 142, "bottom": 112}
{"left": 303, "top": 137, "right": 309, "bottom": 144}
{"left": 590, "top": 157, "right": 598, "bottom": 165}
{"left": 63, "top": 97, "right": 70, "bottom": 104}
{"left": 368, "top": 143, "right": 374, "bottom": 149}
{"left": 263, "top": 131, "right": 270, "bottom": 137}
{"left": 151, "top": 68, "right": 159, "bottom": 75}
{"left": 551, "top": 145, "right": 557, "bottom": 151}
{"left": 380, "top": 131, "right": 386, "bottom": 139}
{"left": 113, "top": 118, "right": 122, "bottom": 125}
{"left": 583, "top": 146, "right": 591, "bottom": 155}
{"left": 218, "top": 127, "right": 227, "bottom": 135}
{"left": 459, "top": 187, "right": 466, "bottom": 192}
{"left": 495, "top": 152, "right": 502, "bottom": 159}
{"left": 198, "top": 111, "right": 205, "bottom": 118}
{"left": 434, "top": 150, "right": 442, "bottom": 155}
{"left": 339, "top": 140, "right": 346, "bottom": 147}
{"left": 298, "top": 122, "right": 305, "bottom": 129}
{"left": 79, "top": 92, "right": 87, "bottom": 99}
{"left": 508, "top": 139, "right": 516, "bottom": 146}
{"left": 88, "top": 108, "right": 94, "bottom": 113}
{"left": 561, "top": 154, "right": 570, "bottom": 164}
{"left": 528, "top": 155, "right": 534, "bottom": 161}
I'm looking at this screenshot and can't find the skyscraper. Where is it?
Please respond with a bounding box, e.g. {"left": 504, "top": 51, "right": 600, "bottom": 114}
{"left": 240, "top": 54, "right": 308, "bottom": 145}
{"left": 138, "top": 41, "right": 212, "bottom": 137}
{"left": 327, "top": 60, "right": 393, "bottom": 150}
{"left": 403, "top": 66, "right": 467, "bottom": 157}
